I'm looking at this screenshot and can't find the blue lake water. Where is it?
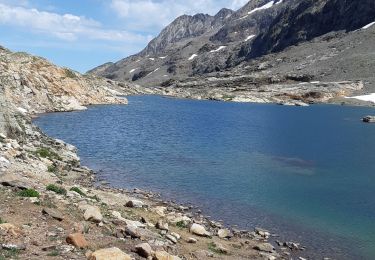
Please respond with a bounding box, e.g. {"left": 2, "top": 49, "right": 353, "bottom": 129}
{"left": 34, "top": 95, "right": 375, "bottom": 259}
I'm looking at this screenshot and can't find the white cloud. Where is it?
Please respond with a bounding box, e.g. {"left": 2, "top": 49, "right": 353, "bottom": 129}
{"left": 110, "top": 0, "right": 249, "bottom": 33}
{"left": 0, "top": 3, "right": 149, "bottom": 43}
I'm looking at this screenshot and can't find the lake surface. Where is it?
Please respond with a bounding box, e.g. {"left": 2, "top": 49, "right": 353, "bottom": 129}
{"left": 34, "top": 95, "right": 375, "bottom": 259}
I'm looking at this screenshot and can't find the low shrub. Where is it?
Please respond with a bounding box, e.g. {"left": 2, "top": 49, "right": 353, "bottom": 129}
{"left": 46, "top": 184, "right": 67, "bottom": 195}
{"left": 18, "top": 189, "right": 40, "bottom": 198}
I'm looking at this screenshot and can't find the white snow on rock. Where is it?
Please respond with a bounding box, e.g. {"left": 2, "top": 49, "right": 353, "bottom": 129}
{"left": 147, "top": 68, "right": 160, "bottom": 76}
{"left": 149, "top": 58, "right": 155, "bottom": 61}
{"left": 188, "top": 54, "right": 198, "bottom": 60}
{"left": 245, "top": 35, "right": 256, "bottom": 42}
{"left": 129, "top": 68, "right": 138, "bottom": 73}
{"left": 135, "top": 59, "right": 141, "bottom": 63}
{"left": 362, "top": 21, "right": 375, "bottom": 29}
{"left": 346, "top": 93, "right": 375, "bottom": 103}
{"left": 248, "top": 0, "right": 283, "bottom": 15}
{"left": 159, "top": 56, "right": 168, "bottom": 59}
{"left": 210, "top": 46, "right": 226, "bottom": 53}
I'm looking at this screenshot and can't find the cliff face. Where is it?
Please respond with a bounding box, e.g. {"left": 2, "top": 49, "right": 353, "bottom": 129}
{"left": 245, "top": 0, "right": 375, "bottom": 58}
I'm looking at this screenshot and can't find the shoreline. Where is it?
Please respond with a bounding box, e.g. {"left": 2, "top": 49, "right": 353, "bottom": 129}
{"left": 0, "top": 94, "right": 300, "bottom": 259}
{"left": 33, "top": 94, "right": 374, "bottom": 259}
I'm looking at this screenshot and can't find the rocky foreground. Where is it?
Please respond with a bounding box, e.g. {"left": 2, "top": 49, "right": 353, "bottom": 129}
{"left": 0, "top": 47, "right": 311, "bottom": 259}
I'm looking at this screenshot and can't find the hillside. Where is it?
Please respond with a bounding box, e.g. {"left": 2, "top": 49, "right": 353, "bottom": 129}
{"left": 89, "top": 0, "right": 375, "bottom": 105}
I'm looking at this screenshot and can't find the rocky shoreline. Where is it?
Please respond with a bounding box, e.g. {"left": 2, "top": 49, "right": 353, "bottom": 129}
{"left": 0, "top": 100, "right": 312, "bottom": 260}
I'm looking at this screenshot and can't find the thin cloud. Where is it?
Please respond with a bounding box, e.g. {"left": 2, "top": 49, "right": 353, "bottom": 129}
{"left": 0, "top": 3, "right": 148, "bottom": 43}
{"left": 110, "top": 0, "right": 249, "bottom": 33}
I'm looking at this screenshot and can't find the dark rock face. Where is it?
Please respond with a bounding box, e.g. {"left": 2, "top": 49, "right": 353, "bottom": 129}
{"left": 246, "top": 0, "right": 375, "bottom": 58}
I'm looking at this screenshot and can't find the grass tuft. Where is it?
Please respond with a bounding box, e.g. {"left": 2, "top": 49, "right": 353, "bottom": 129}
{"left": 69, "top": 187, "right": 86, "bottom": 196}
{"left": 18, "top": 189, "right": 40, "bottom": 198}
{"left": 46, "top": 184, "right": 67, "bottom": 195}
{"left": 33, "top": 148, "right": 62, "bottom": 161}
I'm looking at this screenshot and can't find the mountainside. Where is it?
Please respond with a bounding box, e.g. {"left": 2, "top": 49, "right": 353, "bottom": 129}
{"left": 89, "top": 0, "right": 375, "bottom": 106}
{"left": 88, "top": 0, "right": 289, "bottom": 85}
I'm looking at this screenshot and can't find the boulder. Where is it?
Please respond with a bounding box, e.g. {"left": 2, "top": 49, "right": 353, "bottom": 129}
{"left": 84, "top": 206, "right": 103, "bottom": 223}
{"left": 217, "top": 228, "right": 232, "bottom": 239}
{"left": 363, "top": 116, "right": 375, "bottom": 123}
{"left": 190, "top": 223, "right": 210, "bottom": 237}
{"left": 89, "top": 247, "right": 131, "bottom": 260}
{"left": 42, "top": 208, "right": 64, "bottom": 221}
{"left": 253, "top": 243, "right": 275, "bottom": 253}
{"left": 125, "top": 199, "right": 144, "bottom": 208}
{"left": 66, "top": 233, "right": 88, "bottom": 248}
{"left": 135, "top": 243, "right": 153, "bottom": 258}
{"left": 153, "top": 251, "right": 181, "bottom": 260}
{"left": 155, "top": 220, "right": 169, "bottom": 231}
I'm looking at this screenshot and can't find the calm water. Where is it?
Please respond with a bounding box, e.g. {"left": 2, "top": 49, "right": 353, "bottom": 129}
{"left": 34, "top": 95, "right": 375, "bottom": 259}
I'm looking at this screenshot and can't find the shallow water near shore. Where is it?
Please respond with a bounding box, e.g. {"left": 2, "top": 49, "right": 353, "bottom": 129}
{"left": 34, "top": 95, "right": 375, "bottom": 259}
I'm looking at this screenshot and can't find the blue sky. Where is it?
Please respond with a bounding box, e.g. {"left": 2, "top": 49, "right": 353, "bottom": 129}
{"left": 0, "top": 0, "right": 248, "bottom": 73}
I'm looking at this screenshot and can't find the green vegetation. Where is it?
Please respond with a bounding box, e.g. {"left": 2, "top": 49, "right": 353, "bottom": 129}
{"left": 18, "top": 189, "right": 40, "bottom": 198}
{"left": 0, "top": 217, "right": 6, "bottom": 224}
{"left": 0, "top": 248, "right": 20, "bottom": 259}
{"left": 46, "top": 184, "right": 67, "bottom": 195}
{"left": 208, "top": 242, "right": 225, "bottom": 254}
{"left": 175, "top": 221, "right": 187, "bottom": 229}
{"left": 47, "top": 165, "right": 58, "bottom": 173}
{"left": 64, "top": 68, "right": 77, "bottom": 78}
{"left": 33, "top": 148, "right": 62, "bottom": 161}
{"left": 70, "top": 187, "right": 86, "bottom": 196}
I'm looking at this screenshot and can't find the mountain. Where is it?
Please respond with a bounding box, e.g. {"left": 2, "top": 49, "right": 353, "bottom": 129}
{"left": 89, "top": 0, "right": 375, "bottom": 105}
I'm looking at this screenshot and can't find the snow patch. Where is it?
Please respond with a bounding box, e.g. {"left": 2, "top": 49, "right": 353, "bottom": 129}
{"left": 362, "top": 21, "right": 375, "bottom": 29}
{"left": 147, "top": 68, "right": 160, "bottom": 76}
{"left": 149, "top": 58, "right": 155, "bottom": 61}
{"left": 346, "top": 93, "right": 375, "bottom": 103}
{"left": 188, "top": 54, "right": 198, "bottom": 60}
{"left": 248, "top": 0, "right": 283, "bottom": 15}
{"left": 210, "top": 46, "right": 226, "bottom": 53}
{"left": 135, "top": 59, "right": 141, "bottom": 63}
{"left": 129, "top": 68, "right": 138, "bottom": 73}
{"left": 159, "top": 56, "right": 168, "bottom": 59}
{"left": 245, "top": 35, "right": 256, "bottom": 42}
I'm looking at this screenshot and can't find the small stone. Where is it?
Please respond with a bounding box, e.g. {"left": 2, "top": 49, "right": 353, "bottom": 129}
{"left": 155, "top": 220, "right": 169, "bottom": 231}
{"left": 190, "top": 223, "right": 210, "bottom": 237}
{"left": 125, "top": 200, "right": 144, "bottom": 208}
{"left": 66, "top": 233, "right": 88, "bottom": 248}
{"left": 84, "top": 206, "right": 103, "bottom": 223}
{"left": 0, "top": 223, "right": 21, "bottom": 236}
{"left": 166, "top": 234, "right": 177, "bottom": 244}
{"left": 125, "top": 226, "right": 141, "bottom": 239}
{"left": 217, "top": 228, "right": 232, "bottom": 239}
{"left": 89, "top": 247, "right": 131, "bottom": 260}
{"left": 135, "top": 243, "right": 153, "bottom": 258}
{"left": 212, "top": 241, "right": 229, "bottom": 254}
{"left": 254, "top": 243, "right": 275, "bottom": 253}
{"left": 153, "top": 250, "right": 181, "bottom": 260}
{"left": 170, "top": 232, "right": 180, "bottom": 240}
{"left": 186, "top": 237, "right": 198, "bottom": 243}
{"left": 42, "top": 208, "right": 64, "bottom": 221}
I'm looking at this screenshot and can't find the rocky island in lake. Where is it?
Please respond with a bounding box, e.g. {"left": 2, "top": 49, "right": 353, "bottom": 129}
{"left": 1, "top": 0, "right": 375, "bottom": 259}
